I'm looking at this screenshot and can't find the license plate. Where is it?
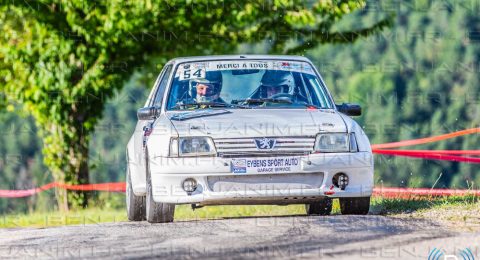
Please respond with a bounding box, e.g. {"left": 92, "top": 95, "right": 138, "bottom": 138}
{"left": 231, "top": 157, "right": 301, "bottom": 174}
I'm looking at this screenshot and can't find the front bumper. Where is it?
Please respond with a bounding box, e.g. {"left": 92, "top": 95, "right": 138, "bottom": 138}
{"left": 149, "top": 152, "right": 373, "bottom": 205}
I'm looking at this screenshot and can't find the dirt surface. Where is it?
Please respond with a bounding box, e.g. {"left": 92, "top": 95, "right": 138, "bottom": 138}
{"left": 0, "top": 215, "right": 479, "bottom": 259}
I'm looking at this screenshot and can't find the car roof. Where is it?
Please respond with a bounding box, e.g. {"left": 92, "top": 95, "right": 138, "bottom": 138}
{"left": 167, "top": 55, "right": 312, "bottom": 64}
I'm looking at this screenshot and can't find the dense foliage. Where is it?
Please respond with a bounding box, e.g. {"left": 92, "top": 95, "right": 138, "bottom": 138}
{"left": 311, "top": 0, "right": 480, "bottom": 188}
{"left": 0, "top": 0, "right": 388, "bottom": 209}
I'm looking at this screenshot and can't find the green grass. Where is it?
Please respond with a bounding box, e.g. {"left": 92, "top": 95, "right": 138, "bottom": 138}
{"left": 2, "top": 196, "right": 479, "bottom": 229}
{"left": 370, "top": 195, "right": 480, "bottom": 214}
{"left": 370, "top": 195, "right": 480, "bottom": 231}
{"left": 0, "top": 205, "right": 301, "bottom": 228}
{"left": 0, "top": 208, "right": 128, "bottom": 228}
{"left": 0, "top": 201, "right": 342, "bottom": 228}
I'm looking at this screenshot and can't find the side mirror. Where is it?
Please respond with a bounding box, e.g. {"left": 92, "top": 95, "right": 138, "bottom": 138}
{"left": 336, "top": 103, "right": 362, "bottom": 116}
{"left": 137, "top": 107, "right": 159, "bottom": 120}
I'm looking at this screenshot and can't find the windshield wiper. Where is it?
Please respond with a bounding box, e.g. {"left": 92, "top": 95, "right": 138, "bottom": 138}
{"left": 232, "top": 99, "right": 325, "bottom": 109}
{"left": 235, "top": 98, "right": 293, "bottom": 105}
{"left": 172, "top": 102, "right": 249, "bottom": 110}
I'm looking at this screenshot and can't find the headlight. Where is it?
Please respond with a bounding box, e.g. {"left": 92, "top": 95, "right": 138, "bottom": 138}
{"left": 169, "top": 137, "right": 216, "bottom": 157}
{"left": 314, "top": 133, "right": 358, "bottom": 153}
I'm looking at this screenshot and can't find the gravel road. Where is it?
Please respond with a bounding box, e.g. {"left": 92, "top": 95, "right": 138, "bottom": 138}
{"left": 0, "top": 215, "right": 479, "bottom": 259}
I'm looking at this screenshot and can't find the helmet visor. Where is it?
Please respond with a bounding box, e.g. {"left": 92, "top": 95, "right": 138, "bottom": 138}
{"left": 192, "top": 81, "right": 220, "bottom": 97}
{"left": 261, "top": 84, "right": 290, "bottom": 96}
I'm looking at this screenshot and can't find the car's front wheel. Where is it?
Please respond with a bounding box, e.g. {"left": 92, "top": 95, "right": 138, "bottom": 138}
{"left": 145, "top": 153, "right": 175, "bottom": 223}
{"left": 305, "top": 198, "right": 332, "bottom": 215}
{"left": 339, "top": 197, "right": 370, "bottom": 215}
{"left": 126, "top": 166, "right": 145, "bottom": 221}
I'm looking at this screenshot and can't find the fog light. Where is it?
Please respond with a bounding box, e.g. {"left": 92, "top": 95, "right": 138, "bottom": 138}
{"left": 182, "top": 178, "right": 197, "bottom": 194}
{"left": 332, "top": 173, "right": 349, "bottom": 190}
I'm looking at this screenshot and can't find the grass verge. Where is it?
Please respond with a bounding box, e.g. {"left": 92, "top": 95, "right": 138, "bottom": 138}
{"left": 1, "top": 195, "right": 479, "bottom": 229}
{"left": 371, "top": 195, "right": 480, "bottom": 231}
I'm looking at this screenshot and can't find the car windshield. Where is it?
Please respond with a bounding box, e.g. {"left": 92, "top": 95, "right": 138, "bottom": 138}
{"left": 166, "top": 60, "right": 334, "bottom": 110}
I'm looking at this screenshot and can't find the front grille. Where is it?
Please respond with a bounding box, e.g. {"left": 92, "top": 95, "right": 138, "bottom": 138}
{"left": 214, "top": 136, "right": 315, "bottom": 158}
{"left": 207, "top": 173, "right": 324, "bottom": 192}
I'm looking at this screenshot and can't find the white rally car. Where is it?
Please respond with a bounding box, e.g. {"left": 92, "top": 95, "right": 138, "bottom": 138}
{"left": 126, "top": 55, "right": 373, "bottom": 223}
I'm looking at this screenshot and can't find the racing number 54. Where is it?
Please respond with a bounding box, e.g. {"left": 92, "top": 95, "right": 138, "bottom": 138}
{"left": 183, "top": 69, "right": 203, "bottom": 79}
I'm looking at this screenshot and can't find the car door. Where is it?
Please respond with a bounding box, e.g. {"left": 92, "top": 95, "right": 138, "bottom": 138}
{"left": 127, "top": 64, "right": 173, "bottom": 195}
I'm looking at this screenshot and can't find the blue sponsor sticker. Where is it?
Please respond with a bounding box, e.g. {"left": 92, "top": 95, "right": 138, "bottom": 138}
{"left": 231, "top": 159, "right": 247, "bottom": 174}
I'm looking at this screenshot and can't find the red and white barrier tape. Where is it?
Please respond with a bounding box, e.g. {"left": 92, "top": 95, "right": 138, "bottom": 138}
{"left": 371, "top": 128, "right": 480, "bottom": 149}
{"left": 0, "top": 182, "right": 125, "bottom": 198}
{"left": 371, "top": 127, "right": 480, "bottom": 164}
{"left": 373, "top": 187, "right": 480, "bottom": 198}
{"left": 372, "top": 149, "right": 480, "bottom": 163}
{"left": 0, "top": 182, "right": 479, "bottom": 198}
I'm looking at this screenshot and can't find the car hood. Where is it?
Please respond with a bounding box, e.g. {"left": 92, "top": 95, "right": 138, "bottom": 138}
{"left": 166, "top": 109, "right": 346, "bottom": 138}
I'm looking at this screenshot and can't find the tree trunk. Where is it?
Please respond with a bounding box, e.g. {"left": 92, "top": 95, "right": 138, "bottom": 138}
{"left": 55, "top": 180, "right": 69, "bottom": 212}
{"left": 65, "top": 128, "right": 90, "bottom": 209}
{"left": 72, "top": 140, "right": 89, "bottom": 208}
{"left": 44, "top": 122, "right": 90, "bottom": 210}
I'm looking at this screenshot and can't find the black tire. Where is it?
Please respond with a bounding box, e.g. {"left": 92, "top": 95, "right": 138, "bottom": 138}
{"left": 145, "top": 153, "right": 175, "bottom": 223}
{"left": 340, "top": 197, "right": 370, "bottom": 215}
{"left": 126, "top": 166, "right": 145, "bottom": 221}
{"left": 305, "top": 198, "right": 333, "bottom": 215}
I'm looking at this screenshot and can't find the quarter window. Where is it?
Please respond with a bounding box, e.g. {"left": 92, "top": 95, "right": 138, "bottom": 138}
{"left": 152, "top": 65, "right": 173, "bottom": 107}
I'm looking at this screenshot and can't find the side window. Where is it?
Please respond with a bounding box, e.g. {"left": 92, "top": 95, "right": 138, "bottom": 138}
{"left": 152, "top": 65, "right": 173, "bottom": 108}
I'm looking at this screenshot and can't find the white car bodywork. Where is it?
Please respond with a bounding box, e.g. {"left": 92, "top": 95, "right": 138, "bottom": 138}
{"left": 126, "top": 55, "right": 373, "bottom": 214}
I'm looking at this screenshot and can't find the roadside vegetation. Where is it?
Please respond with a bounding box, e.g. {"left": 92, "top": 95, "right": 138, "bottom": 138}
{"left": 372, "top": 195, "right": 480, "bottom": 231}
{"left": 2, "top": 194, "right": 479, "bottom": 230}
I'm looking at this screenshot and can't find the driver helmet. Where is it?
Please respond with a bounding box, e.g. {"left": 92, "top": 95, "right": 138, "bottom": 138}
{"left": 259, "top": 70, "right": 295, "bottom": 98}
{"left": 189, "top": 71, "right": 223, "bottom": 102}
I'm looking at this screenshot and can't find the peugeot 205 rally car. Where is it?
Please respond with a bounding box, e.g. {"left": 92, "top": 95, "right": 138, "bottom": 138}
{"left": 126, "top": 55, "right": 373, "bottom": 223}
